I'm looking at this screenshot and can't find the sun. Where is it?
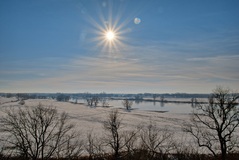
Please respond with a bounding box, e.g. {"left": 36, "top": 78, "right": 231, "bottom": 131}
{"left": 105, "top": 31, "right": 115, "bottom": 41}
{"left": 88, "top": 14, "right": 129, "bottom": 51}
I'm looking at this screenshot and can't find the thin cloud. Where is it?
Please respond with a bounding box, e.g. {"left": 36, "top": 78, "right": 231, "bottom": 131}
{"left": 187, "top": 55, "right": 239, "bottom": 62}
{"left": 1, "top": 37, "right": 239, "bottom": 93}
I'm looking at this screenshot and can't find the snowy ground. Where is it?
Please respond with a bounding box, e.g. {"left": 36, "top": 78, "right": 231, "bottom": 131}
{"left": 0, "top": 97, "right": 18, "bottom": 105}
{"left": 0, "top": 97, "right": 190, "bottom": 133}
{"left": 0, "top": 97, "right": 197, "bottom": 154}
{"left": 1, "top": 97, "right": 239, "bottom": 157}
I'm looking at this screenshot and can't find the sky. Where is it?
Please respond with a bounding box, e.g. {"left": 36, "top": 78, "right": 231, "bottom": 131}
{"left": 0, "top": 0, "right": 239, "bottom": 93}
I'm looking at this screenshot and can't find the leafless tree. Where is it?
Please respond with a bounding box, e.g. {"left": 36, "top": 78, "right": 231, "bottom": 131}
{"left": 103, "top": 109, "right": 138, "bottom": 159}
{"left": 140, "top": 121, "right": 174, "bottom": 159}
{"left": 160, "top": 96, "right": 165, "bottom": 102}
{"left": 85, "top": 131, "right": 96, "bottom": 160}
{"left": 122, "top": 130, "right": 139, "bottom": 158}
{"left": 0, "top": 104, "right": 81, "bottom": 160}
{"left": 85, "top": 131, "right": 106, "bottom": 159}
{"left": 100, "top": 98, "right": 109, "bottom": 107}
{"left": 55, "top": 131, "right": 84, "bottom": 159}
{"left": 122, "top": 99, "right": 133, "bottom": 110}
{"left": 93, "top": 96, "right": 99, "bottom": 107}
{"left": 172, "top": 136, "right": 201, "bottom": 160}
{"left": 103, "top": 110, "right": 122, "bottom": 159}
{"left": 86, "top": 98, "right": 93, "bottom": 106}
{"left": 153, "top": 94, "right": 157, "bottom": 101}
{"left": 183, "top": 87, "right": 239, "bottom": 160}
{"left": 86, "top": 96, "right": 99, "bottom": 107}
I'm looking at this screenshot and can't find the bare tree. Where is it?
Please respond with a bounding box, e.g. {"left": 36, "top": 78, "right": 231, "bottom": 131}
{"left": 85, "top": 131, "right": 106, "bottom": 159}
{"left": 55, "top": 131, "right": 84, "bottom": 159}
{"left": 86, "top": 98, "right": 93, "bottom": 106}
{"left": 140, "top": 121, "right": 174, "bottom": 159}
{"left": 85, "top": 131, "right": 96, "bottom": 160}
{"left": 100, "top": 98, "right": 109, "bottom": 107}
{"left": 160, "top": 96, "right": 165, "bottom": 102}
{"left": 153, "top": 94, "right": 157, "bottom": 101}
{"left": 0, "top": 104, "right": 81, "bottom": 160}
{"left": 56, "top": 94, "right": 70, "bottom": 102}
{"left": 103, "top": 110, "right": 122, "bottom": 159}
{"left": 93, "top": 96, "right": 99, "bottom": 107}
{"left": 172, "top": 136, "right": 201, "bottom": 160}
{"left": 122, "top": 99, "right": 133, "bottom": 110}
{"left": 103, "top": 109, "right": 138, "bottom": 159}
{"left": 122, "top": 130, "right": 139, "bottom": 158}
{"left": 183, "top": 87, "right": 239, "bottom": 160}
{"left": 86, "top": 96, "right": 99, "bottom": 107}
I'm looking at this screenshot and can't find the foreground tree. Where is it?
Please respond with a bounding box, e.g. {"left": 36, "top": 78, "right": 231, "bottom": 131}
{"left": 183, "top": 87, "right": 239, "bottom": 160}
{"left": 0, "top": 104, "right": 82, "bottom": 160}
{"left": 103, "top": 110, "right": 122, "bottom": 159}
{"left": 85, "top": 131, "right": 106, "bottom": 160}
{"left": 140, "top": 121, "right": 174, "bottom": 159}
{"left": 103, "top": 110, "right": 138, "bottom": 159}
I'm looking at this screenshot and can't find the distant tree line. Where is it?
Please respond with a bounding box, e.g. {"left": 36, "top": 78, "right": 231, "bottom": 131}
{"left": 1, "top": 93, "right": 49, "bottom": 100}
{"left": 56, "top": 94, "right": 70, "bottom": 102}
{"left": 0, "top": 92, "right": 212, "bottom": 100}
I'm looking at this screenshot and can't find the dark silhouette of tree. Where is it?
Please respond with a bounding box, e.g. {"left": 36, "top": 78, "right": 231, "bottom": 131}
{"left": 85, "top": 131, "right": 106, "bottom": 159}
{"left": 183, "top": 87, "right": 239, "bottom": 160}
{"left": 6, "top": 93, "right": 14, "bottom": 98}
{"left": 56, "top": 94, "right": 70, "bottom": 102}
{"left": 93, "top": 96, "right": 99, "bottom": 107}
{"left": 103, "top": 110, "right": 138, "bottom": 159}
{"left": 153, "top": 94, "right": 158, "bottom": 101}
{"left": 100, "top": 98, "right": 109, "bottom": 107}
{"left": 160, "top": 96, "right": 165, "bottom": 102}
{"left": 122, "top": 99, "right": 133, "bottom": 110}
{"left": 86, "top": 96, "right": 99, "bottom": 107}
{"left": 103, "top": 110, "right": 122, "bottom": 159}
{"left": 140, "top": 121, "right": 174, "bottom": 159}
{"left": 0, "top": 104, "right": 82, "bottom": 160}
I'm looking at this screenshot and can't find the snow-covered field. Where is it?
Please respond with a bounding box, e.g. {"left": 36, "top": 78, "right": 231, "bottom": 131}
{"left": 0, "top": 97, "right": 189, "bottom": 133}
{"left": 0, "top": 97, "right": 198, "bottom": 155}
{"left": 0, "top": 97, "right": 18, "bottom": 105}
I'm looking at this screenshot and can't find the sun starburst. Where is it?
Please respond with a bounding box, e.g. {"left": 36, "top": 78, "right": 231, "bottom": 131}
{"left": 84, "top": 2, "right": 134, "bottom": 54}
{"left": 106, "top": 31, "right": 115, "bottom": 41}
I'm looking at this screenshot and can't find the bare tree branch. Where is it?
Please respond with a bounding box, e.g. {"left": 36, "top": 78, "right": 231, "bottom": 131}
{"left": 183, "top": 86, "right": 239, "bottom": 160}
{"left": 0, "top": 104, "right": 81, "bottom": 160}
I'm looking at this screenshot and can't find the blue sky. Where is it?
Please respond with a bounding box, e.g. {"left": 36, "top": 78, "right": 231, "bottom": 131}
{"left": 0, "top": 0, "right": 239, "bottom": 93}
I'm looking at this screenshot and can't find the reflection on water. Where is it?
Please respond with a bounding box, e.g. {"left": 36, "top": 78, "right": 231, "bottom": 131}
{"left": 75, "top": 98, "right": 194, "bottom": 114}
{"left": 108, "top": 100, "right": 192, "bottom": 114}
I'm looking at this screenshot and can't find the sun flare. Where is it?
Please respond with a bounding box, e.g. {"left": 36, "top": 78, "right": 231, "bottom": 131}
{"left": 106, "top": 31, "right": 115, "bottom": 41}
{"left": 88, "top": 11, "right": 130, "bottom": 52}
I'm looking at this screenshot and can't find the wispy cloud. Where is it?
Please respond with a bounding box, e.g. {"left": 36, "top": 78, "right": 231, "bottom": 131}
{"left": 1, "top": 33, "right": 239, "bottom": 93}
{"left": 187, "top": 55, "right": 239, "bottom": 62}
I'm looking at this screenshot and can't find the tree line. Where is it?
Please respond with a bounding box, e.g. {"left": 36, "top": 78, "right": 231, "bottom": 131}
{"left": 0, "top": 92, "right": 212, "bottom": 101}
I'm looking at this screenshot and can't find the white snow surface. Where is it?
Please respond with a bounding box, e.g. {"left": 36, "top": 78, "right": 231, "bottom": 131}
{"left": 1, "top": 97, "right": 239, "bottom": 155}
{"left": 0, "top": 97, "right": 194, "bottom": 152}
{"left": 0, "top": 97, "right": 190, "bottom": 137}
